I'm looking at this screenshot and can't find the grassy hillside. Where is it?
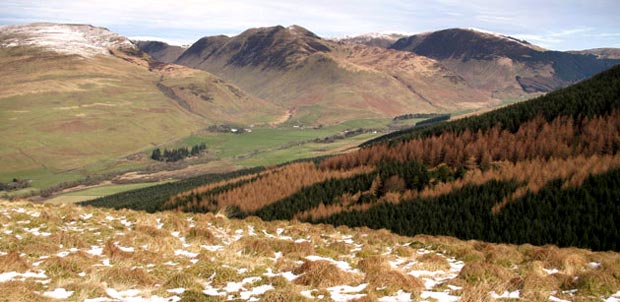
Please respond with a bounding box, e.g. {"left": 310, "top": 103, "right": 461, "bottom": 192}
{"left": 86, "top": 66, "right": 620, "bottom": 252}
{"left": 0, "top": 43, "right": 284, "bottom": 191}
{"left": 2, "top": 200, "right": 619, "bottom": 301}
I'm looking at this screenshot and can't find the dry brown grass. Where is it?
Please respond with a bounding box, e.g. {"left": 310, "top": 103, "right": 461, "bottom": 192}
{"left": 0, "top": 250, "right": 30, "bottom": 273}
{"left": 103, "top": 240, "right": 134, "bottom": 260}
{"left": 0, "top": 281, "right": 50, "bottom": 302}
{"left": 481, "top": 243, "right": 524, "bottom": 267}
{"left": 521, "top": 245, "right": 592, "bottom": 276}
{"left": 365, "top": 270, "right": 424, "bottom": 296}
{"left": 412, "top": 253, "right": 451, "bottom": 271}
{"left": 327, "top": 241, "right": 350, "bottom": 254}
{"left": 237, "top": 237, "right": 275, "bottom": 257}
{"left": 43, "top": 255, "right": 89, "bottom": 279}
{"left": 261, "top": 289, "right": 311, "bottom": 302}
{"left": 357, "top": 256, "right": 424, "bottom": 296}
{"left": 394, "top": 246, "right": 415, "bottom": 257}
{"left": 458, "top": 284, "right": 493, "bottom": 302}
{"left": 135, "top": 224, "right": 168, "bottom": 237}
{"left": 18, "top": 240, "right": 60, "bottom": 258}
{"left": 52, "top": 231, "right": 89, "bottom": 249}
{"left": 271, "top": 240, "right": 315, "bottom": 258}
{"left": 178, "top": 290, "right": 217, "bottom": 302}
{"left": 163, "top": 272, "right": 201, "bottom": 290}
{"left": 518, "top": 273, "right": 558, "bottom": 300}
{"left": 185, "top": 261, "right": 240, "bottom": 286}
{"left": 64, "top": 281, "right": 107, "bottom": 301}
{"left": 186, "top": 226, "right": 215, "bottom": 243}
{"left": 458, "top": 261, "right": 515, "bottom": 292}
{"left": 102, "top": 266, "right": 159, "bottom": 287}
{"left": 574, "top": 270, "right": 620, "bottom": 296}
{"left": 293, "top": 260, "right": 360, "bottom": 288}
{"left": 357, "top": 256, "right": 389, "bottom": 273}
{"left": 160, "top": 212, "right": 189, "bottom": 232}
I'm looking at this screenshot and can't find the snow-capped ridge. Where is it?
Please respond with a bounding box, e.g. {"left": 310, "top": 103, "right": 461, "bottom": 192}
{"left": 333, "top": 32, "right": 409, "bottom": 42}
{"left": 460, "top": 27, "right": 541, "bottom": 50}
{"left": 0, "top": 22, "right": 136, "bottom": 57}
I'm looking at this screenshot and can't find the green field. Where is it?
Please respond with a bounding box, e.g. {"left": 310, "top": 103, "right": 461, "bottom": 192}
{"left": 44, "top": 181, "right": 171, "bottom": 204}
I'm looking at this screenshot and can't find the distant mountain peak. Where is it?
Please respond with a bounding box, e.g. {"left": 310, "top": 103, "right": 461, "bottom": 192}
{"left": 390, "top": 27, "right": 546, "bottom": 60}
{"left": 0, "top": 22, "right": 136, "bottom": 57}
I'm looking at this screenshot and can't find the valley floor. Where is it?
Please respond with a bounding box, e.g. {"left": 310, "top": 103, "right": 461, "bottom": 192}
{"left": 0, "top": 200, "right": 619, "bottom": 302}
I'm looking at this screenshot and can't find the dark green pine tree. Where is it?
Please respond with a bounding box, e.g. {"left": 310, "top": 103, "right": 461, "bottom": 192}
{"left": 151, "top": 148, "right": 162, "bottom": 161}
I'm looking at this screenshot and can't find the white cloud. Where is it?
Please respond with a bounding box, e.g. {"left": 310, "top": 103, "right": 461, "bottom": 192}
{"left": 513, "top": 27, "right": 595, "bottom": 49}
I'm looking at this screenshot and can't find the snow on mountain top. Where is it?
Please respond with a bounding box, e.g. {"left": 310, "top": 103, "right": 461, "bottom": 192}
{"left": 0, "top": 22, "right": 135, "bottom": 57}
{"left": 461, "top": 27, "right": 540, "bottom": 49}
{"left": 333, "top": 32, "right": 409, "bottom": 42}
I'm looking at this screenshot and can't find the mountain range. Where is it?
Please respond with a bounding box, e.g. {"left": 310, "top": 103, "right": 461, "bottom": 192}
{"left": 139, "top": 25, "right": 620, "bottom": 124}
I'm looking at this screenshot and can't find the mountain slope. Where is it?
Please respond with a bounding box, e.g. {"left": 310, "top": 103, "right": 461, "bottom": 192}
{"left": 391, "top": 28, "right": 620, "bottom": 95}
{"left": 170, "top": 25, "right": 499, "bottom": 124}
{"left": 134, "top": 40, "right": 186, "bottom": 63}
{"left": 3, "top": 200, "right": 620, "bottom": 301}
{"left": 0, "top": 23, "right": 282, "bottom": 188}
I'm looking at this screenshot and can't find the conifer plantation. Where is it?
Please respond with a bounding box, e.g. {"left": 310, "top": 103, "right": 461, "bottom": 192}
{"left": 84, "top": 66, "right": 620, "bottom": 251}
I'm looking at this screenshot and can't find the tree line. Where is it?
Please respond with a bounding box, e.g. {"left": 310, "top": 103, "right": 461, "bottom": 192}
{"left": 151, "top": 143, "right": 206, "bottom": 162}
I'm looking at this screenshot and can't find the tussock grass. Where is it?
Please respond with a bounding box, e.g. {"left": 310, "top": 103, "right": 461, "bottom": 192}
{"left": 358, "top": 256, "right": 424, "bottom": 296}
{"left": 293, "top": 260, "right": 360, "bottom": 288}
{"left": 0, "top": 281, "right": 50, "bottom": 302}
{"left": 186, "top": 227, "right": 215, "bottom": 243}
{"left": 481, "top": 243, "right": 523, "bottom": 267}
{"left": 412, "top": 253, "right": 451, "bottom": 271}
{"left": 394, "top": 246, "right": 415, "bottom": 257}
{"left": 163, "top": 272, "right": 201, "bottom": 290}
{"left": 575, "top": 270, "right": 619, "bottom": 296}
{"left": 365, "top": 270, "right": 424, "bottom": 296}
{"left": 102, "top": 266, "right": 159, "bottom": 287}
{"left": 272, "top": 240, "right": 314, "bottom": 258}
{"left": 43, "top": 255, "right": 86, "bottom": 279}
{"left": 459, "top": 284, "right": 493, "bottom": 302}
{"left": 103, "top": 240, "right": 134, "bottom": 260}
{"left": 458, "top": 261, "right": 515, "bottom": 292}
{"left": 135, "top": 224, "right": 168, "bottom": 237}
{"left": 19, "top": 240, "right": 60, "bottom": 258}
{"left": 261, "top": 289, "right": 311, "bottom": 302}
{"left": 327, "top": 241, "right": 350, "bottom": 254}
{"left": 179, "top": 290, "right": 218, "bottom": 302}
{"left": 160, "top": 212, "right": 189, "bottom": 232}
{"left": 237, "top": 237, "right": 274, "bottom": 256}
{"left": 64, "top": 281, "right": 107, "bottom": 301}
{"left": 186, "top": 261, "right": 239, "bottom": 286}
{"left": 357, "top": 256, "right": 389, "bottom": 273}
{"left": 0, "top": 250, "right": 31, "bottom": 273}
{"left": 518, "top": 273, "right": 557, "bottom": 300}
{"left": 53, "top": 231, "right": 89, "bottom": 249}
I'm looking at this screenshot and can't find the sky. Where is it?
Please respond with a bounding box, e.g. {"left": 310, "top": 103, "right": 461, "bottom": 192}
{"left": 0, "top": 0, "right": 619, "bottom": 50}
